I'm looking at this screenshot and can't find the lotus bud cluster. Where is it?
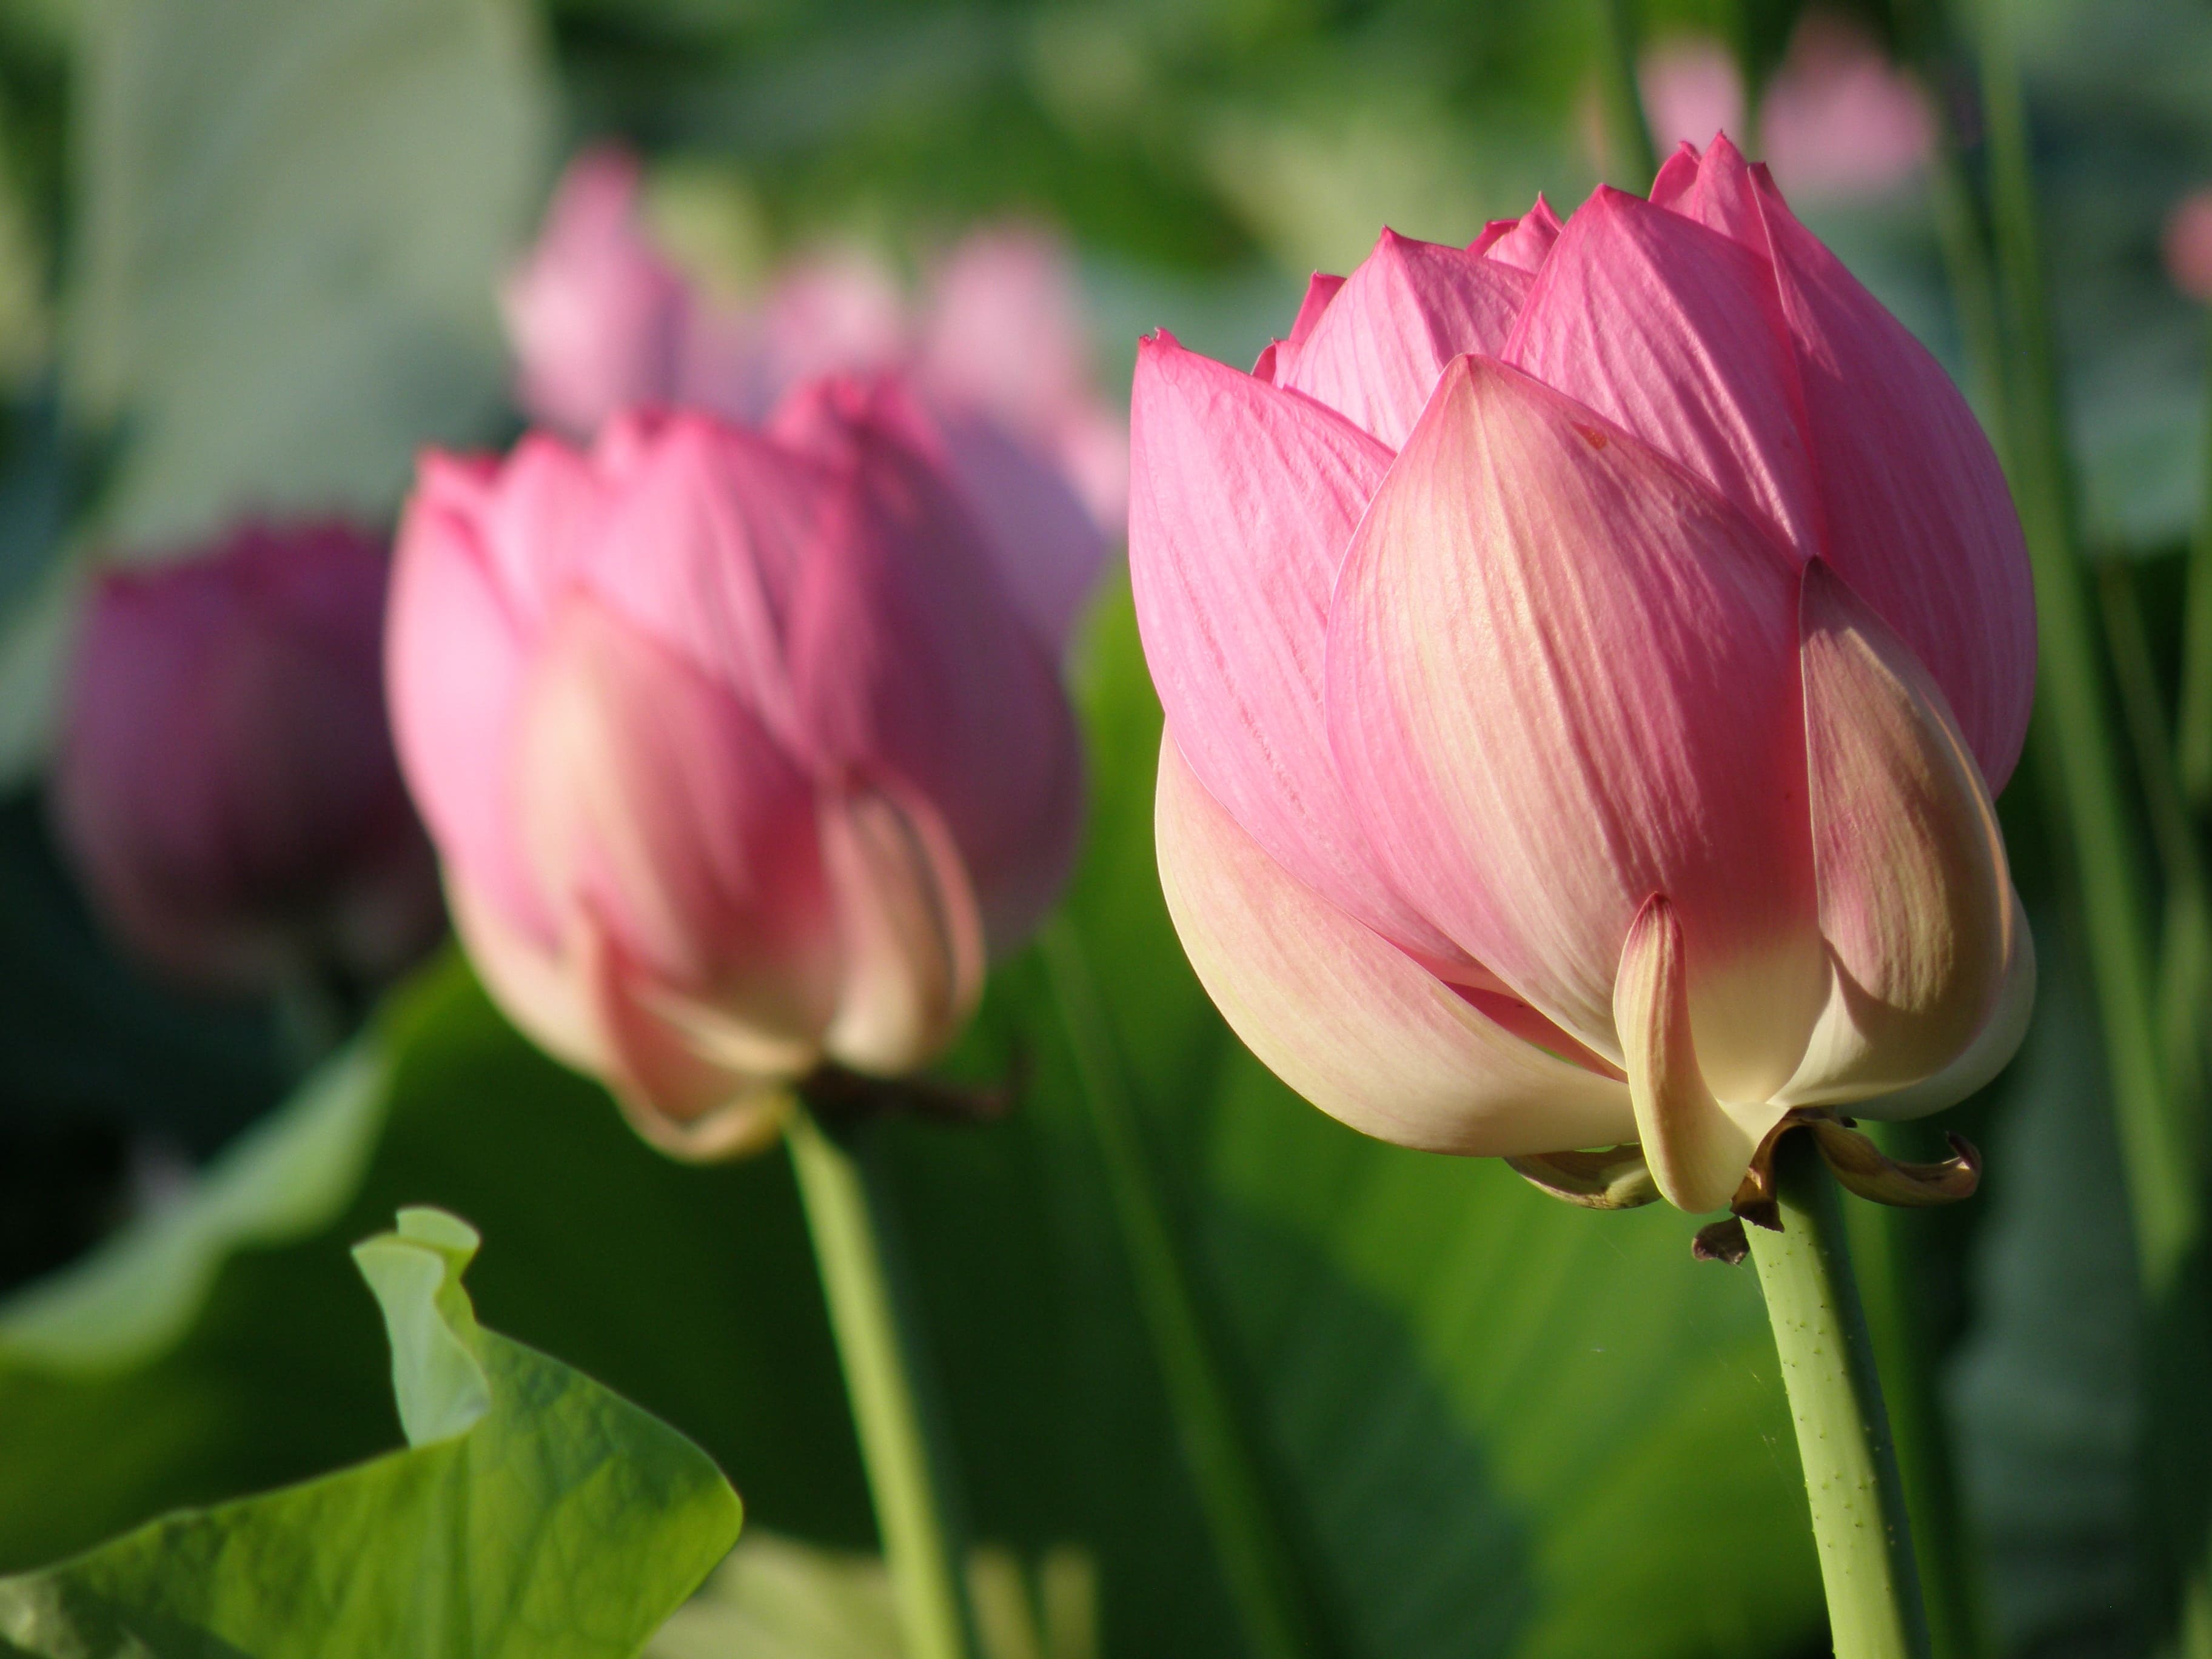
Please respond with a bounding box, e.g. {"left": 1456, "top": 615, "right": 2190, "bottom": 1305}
{"left": 55, "top": 520, "right": 441, "bottom": 997}
{"left": 500, "top": 146, "right": 1124, "bottom": 652}
{"left": 1131, "top": 138, "right": 2036, "bottom": 1213}
{"left": 387, "top": 378, "right": 1083, "bottom": 1157}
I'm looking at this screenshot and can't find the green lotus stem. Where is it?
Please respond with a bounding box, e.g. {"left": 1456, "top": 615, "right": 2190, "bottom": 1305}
{"left": 2178, "top": 310, "right": 2212, "bottom": 814}
{"left": 2097, "top": 562, "right": 2212, "bottom": 1119}
{"left": 1969, "top": 0, "right": 2198, "bottom": 1287}
{"left": 1597, "top": 0, "right": 1658, "bottom": 190}
{"left": 786, "top": 1107, "right": 979, "bottom": 1659}
{"left": 1749, "top": 1134, "right": 1933, "bottom": 1659}
{"left": 1843, "top": 1182, "right": 1987, "bottom": 1659}
{"left": 1041, "top": 918, "right": 1332, "bottom": 1659}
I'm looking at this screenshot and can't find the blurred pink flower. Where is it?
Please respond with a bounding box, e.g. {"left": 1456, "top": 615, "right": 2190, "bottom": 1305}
{"left": 387, "top": 379, "right": 1082, "bottom": 1157}
{"left": 2163, "top": 188, "right": 2212, "bottom": 301}
{"left": 500, "top": 147, "right": 1123, "bottom": 647}
{"left": 499, "top": 150, "right": 692, "bottom": 440}
{"left": 1130, "top": 139, "right": 2034, "bottom": 1211}
{"left": 54, "top": 521, "right": 441, "bottom": 997}
{"left": 1760, "top": 13, "right": 1932, "bottom": 200}
{"left": 1638, "top": 37, "right": 1746, "bottom": 155}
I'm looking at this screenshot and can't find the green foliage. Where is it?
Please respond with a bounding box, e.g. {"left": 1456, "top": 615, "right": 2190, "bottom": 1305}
{"left": 63, "top": 0, "right": 553, "bottom": 545}
{"left": 0, "top": 1207, "right": 742, "bottom": 1658}
{"left": 0, "top": 587, "right": 1829, "bottom": 1658}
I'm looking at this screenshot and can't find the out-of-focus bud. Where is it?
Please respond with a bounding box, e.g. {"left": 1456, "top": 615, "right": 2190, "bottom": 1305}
{"left": 1131, "top": 139, "right": 2036, "bottom": 1213}
{"left": 1638, "top": 36, "right": 1746, "bottom": 156}
{"left": 54, "top": 521, "right": 441, "bottom": 997}
{"left": 2163, "top": 188, "right": 2212, "bottom": 302}
{"left": 498, "top": 149, "right": 692, "bottom": 441}
{"left": 1759, "top": 13, "right": 1933, "bottom": 201}
{"left": 387, "top": 383, "right": 1083, "bottom": 1158}
{"left": 501, "top": 148, "right": 1122, "bottom": 648}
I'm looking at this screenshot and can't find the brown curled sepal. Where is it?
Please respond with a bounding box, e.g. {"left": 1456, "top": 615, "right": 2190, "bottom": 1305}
{"left": 801, "top": 1062, "right": 1017, "bottom": 1132}
{"left": 1692, "top": 1216, "right": 1751, "bottom": 1264}
{"left": 1506, "top": 1145, "right": 1661, "bottom": 1210}
{"left": 1805, "top": 1118, "right": 1982, "bottom": 1207}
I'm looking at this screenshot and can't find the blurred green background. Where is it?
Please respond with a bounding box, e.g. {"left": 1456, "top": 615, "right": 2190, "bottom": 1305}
{"left": 0, "top": 0, "right": 2207, "bottom": 1655}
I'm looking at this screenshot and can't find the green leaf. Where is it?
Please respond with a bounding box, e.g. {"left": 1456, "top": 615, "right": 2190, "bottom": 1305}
{"left": 0, "top": 1207, "right": 742, "bottom": 1658}
{"left": 63, "top": 0, "right": 551, "bottom": 544}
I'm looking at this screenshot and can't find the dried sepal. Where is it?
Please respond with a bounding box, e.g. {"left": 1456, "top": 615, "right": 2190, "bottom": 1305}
{"left": 1506, "top": 1145, "right": 1661, "bottom": 1209}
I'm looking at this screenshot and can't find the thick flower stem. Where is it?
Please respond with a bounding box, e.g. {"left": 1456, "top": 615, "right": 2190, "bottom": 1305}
{"left": 1041, "top": 919, "right": 1333, "bottom": 1659}
{"left": 1748, "top": 1133, "right": 1933, "bottom": 1659}
{"left": 786, "top": 1107, "right": 979, "bottom": 1659}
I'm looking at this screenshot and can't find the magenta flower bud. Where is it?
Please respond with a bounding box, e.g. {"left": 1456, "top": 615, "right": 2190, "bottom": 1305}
{"left": 1131, "top": 139, "right": 2036, "bottom": 1212}
{"left": 387, "top": 380, "right": 1082, "bottom": 1157}
{"left": 53, "top": 521, "right": 441, "bottom": 997}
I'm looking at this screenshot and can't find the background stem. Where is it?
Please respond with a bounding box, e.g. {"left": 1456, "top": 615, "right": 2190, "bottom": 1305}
{"left": 786, "top": 1107, "right": 979, "bottom": 1659}
{"left": 1596, "top": 0, "right": 1658, "bottom": 190}
{"left": 1041, "top": 919, "right": 1332, "bottom": 1659}
{"left": 2177, "top": 309, "right": 2212, "bottom": 814}
{"left": 1968, "top": 0, "right": 2198, "bottom": 1289}
{"left": 1749, "top": 1135, "right": 1932, "bottom": 1659}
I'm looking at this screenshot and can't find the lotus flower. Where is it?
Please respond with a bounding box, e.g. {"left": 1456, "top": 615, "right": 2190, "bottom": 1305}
{"left": 1132, "top": 137, "right": 2036, "bottom": 1213}
{"left": 500, "top": 147, "right": 1124, "bottom": 650}
{"left": 387, "top": 378, "right": 1082, "bottom": 1157}
{"left": 53, "top": 520, "right": 440, "bottom": 996}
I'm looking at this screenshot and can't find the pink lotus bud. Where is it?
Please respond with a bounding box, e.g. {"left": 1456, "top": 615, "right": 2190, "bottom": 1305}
{"left": 1758, "top": 13, "right": 1933, "bottom": 201}
{"left": 1638, "top": 37, "right": 1746, "bottom": 156}
{"left": 54, "top": 521, "right": 441, "bottom": 997}
{"left": 500, "top": 147, "right": 693, "bottom": 438}
{"left": 387, "top": 383, "right": 1082, "bottom": 1158}
{"left": 1130, "top": 140, "right": 2035, "bottom": 1212}
{"left": 2163, "top": 188, "right": 2212, "bottom": 302}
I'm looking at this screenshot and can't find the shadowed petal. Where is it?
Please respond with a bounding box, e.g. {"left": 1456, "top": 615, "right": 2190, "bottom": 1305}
{"left": 1156, "top": 734, "right": 1632, "bottom": 1155}
{"left": 1851, "top": 886, "right": 2035, "bottom": 1119}
{"left": 1777, "top": 563, "right": 2013, "bottom": 1105}
{"left": 819, "top": 783, "right": 985, "bottom": 1077}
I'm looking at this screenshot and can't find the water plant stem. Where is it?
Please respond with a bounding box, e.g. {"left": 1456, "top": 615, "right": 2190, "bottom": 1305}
{"left": 1597, "top": 0, "right": 1658, "bottom": 190}
{"left": 1971, "top": 0, "right": 2197, "bottom": 1287}
{"left": 1041, "top": 918, "right": 1330, "bottom": 1659}
{"left": 786, "top": 1107, "right": 979, "bottom": 1659}
{"left": 2178, "top": 309, "right": 2212, "bottom": 814}
{"left": 1749, "top": 1133, "right": 1932, "bottom": 1659}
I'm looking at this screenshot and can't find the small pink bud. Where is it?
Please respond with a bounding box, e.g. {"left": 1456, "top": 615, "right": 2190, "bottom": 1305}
{"left": 54, "top": 521, "right": 441, "bottom": 997}
{"left": 1759, "top": 13, "right": 1933, "bottom": 201}
{"left": 502, "top": 150, "right": 1122, "bottom": 646}
{"left": 387, "top": 383, "right": 1082, "bottom": 1157}
{"left": 1130, "top": 144, "right": 2035, "bottom": 1210}
{"left": 498, "top": 147, "right": 692, "bottom": 440}
{"left": 2163, "top": 188, "right": 2212, "bottom": 302}
{"left": 1638, "top": 36, "right": 1746, "bottom": 156}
